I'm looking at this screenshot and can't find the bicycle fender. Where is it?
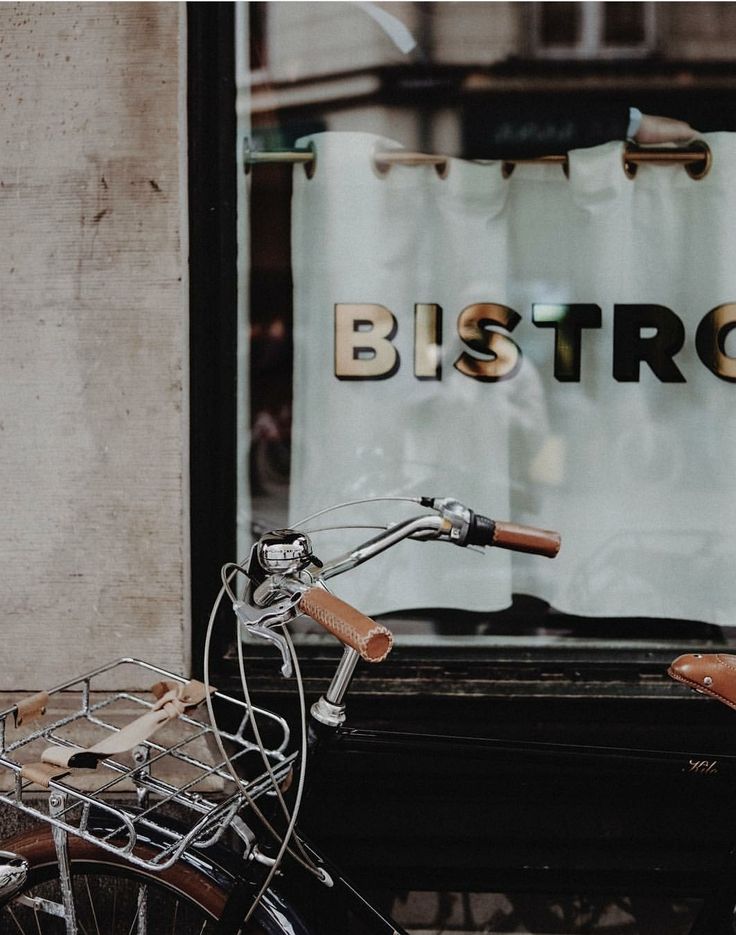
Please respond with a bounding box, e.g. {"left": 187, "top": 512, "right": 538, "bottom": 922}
{"left": 84, "top": 810, "right": 314, "bottom": 935}
{"left": 219, "top": 884, "right": 314, "bottom": 935}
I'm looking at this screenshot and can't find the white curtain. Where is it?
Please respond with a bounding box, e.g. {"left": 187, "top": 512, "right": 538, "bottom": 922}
{"left": 289, "top": 130, "right": 736, "bottom": 624}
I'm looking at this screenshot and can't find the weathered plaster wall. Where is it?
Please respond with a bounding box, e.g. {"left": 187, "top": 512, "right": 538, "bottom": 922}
{"left": 0, "top": 3, "right": 188, "bottom": 689}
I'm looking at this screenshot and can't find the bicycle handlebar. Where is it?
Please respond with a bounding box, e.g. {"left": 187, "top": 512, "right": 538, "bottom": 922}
{"left": 467, "top": 513, "right": 561, "bottom": 558}
{"left": 244, "top": 498, "right": 561, "bottom": 664}
{"left": 297, "top": 588, "right": 393, "bottom": 662}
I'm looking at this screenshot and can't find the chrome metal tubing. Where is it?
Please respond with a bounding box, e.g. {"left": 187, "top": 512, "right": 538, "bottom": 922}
{"left": 49, "top": 793, "right": 78, "bottom": 935}
{"left": 325, "top": 648, "right": 361, "bottom": 707}
{"left": 321, "top": 515, "right": 444, "bottom": 580}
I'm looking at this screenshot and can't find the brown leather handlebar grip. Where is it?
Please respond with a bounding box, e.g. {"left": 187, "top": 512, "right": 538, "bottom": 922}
{"left": 492, "top": 521, "right": 561, "bottom": 558}
{"left": 297, "top": 588, "right": 393, "bottom": 662}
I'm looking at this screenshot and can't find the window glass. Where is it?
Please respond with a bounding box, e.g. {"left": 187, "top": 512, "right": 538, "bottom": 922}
{"left": 603, "top": 2, "right": 647, "bottom": 46}
{"left": 533, "top": 1, "right": 654, "bottom": 58}
{"left": 538, "top": 3, "right": 581, "bottom": 47}
{"left": 235, "top": 1, "right": 734, "bottom": 649}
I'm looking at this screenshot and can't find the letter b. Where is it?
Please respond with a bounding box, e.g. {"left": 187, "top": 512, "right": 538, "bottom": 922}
{"left": 334, "top": 304, "right": 400, "bottom": 380}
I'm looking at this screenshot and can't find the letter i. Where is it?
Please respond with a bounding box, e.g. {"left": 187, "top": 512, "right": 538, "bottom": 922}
{"left": 414, "top": 303, "right": 442, "bottom": 380}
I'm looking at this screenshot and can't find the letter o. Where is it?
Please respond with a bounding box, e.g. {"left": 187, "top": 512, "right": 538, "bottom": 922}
{"left": 696, "top": 303, "right": 736, "bottom": 382}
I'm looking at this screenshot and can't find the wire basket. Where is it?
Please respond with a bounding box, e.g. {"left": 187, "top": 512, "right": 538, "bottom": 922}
{"left": 0, "top": 658, "right": 295, "bottom": 871}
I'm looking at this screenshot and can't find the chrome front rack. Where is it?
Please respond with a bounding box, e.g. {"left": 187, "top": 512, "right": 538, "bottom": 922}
{"left": 0, "top": 658, "right": 294, "bottom": 872}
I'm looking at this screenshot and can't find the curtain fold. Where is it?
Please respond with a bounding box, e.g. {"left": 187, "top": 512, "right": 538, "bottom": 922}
{"left": 290, "top": 131, "right": 736, "bottom": 624}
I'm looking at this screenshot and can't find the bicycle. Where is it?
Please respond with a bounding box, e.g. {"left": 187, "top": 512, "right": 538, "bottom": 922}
{"left": 0, "top": 495, "right": 732, "bottom": 934}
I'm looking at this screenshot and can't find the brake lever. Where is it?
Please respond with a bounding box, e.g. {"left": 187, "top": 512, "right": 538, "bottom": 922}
{"left": 233, "top": 592, "right": 303, "bottom": 678}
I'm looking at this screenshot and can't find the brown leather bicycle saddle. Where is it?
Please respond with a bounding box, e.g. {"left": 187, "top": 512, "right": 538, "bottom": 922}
{"left": 668, "top": 653, "right": 736, "bottom": 710}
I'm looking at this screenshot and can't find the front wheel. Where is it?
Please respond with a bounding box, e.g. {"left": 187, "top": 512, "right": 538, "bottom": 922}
{"left": 0, "top": 826, "right": 289, "bottom": 934}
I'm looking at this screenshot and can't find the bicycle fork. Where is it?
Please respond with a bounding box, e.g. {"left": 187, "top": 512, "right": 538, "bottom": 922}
{"left": 36, "top": 748, "right": 153, "bottom": 935}
{"left": 6, "top": 791, "right": 79, "bottom": 933}
{"left": 49, "top": 791, "right": 79, "bottom": 935}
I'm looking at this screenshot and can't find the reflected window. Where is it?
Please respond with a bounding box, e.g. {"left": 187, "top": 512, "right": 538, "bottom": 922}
{"left": 533, "top": 1, "right": 656, "bottom": 59}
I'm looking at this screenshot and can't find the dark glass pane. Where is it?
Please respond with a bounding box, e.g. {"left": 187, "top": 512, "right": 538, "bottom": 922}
{"left": 604, "top": 2, "right": 647, "bottom": 45}
{"left": 539, "top": 3, "right": 580, "bottom": 46}
{"left": 250, "top": 1, "right": 267, "bottom": 69}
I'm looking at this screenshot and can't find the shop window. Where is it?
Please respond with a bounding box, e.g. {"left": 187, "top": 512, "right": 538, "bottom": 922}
{"left": 192, "top": 2, "right": 736, "bottom": 665}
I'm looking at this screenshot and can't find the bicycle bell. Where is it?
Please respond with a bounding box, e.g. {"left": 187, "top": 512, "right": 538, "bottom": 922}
{"left": 0, "top": 851, "right": 28, "bottom": 902}
{"left": 247, "top": 529, "right": 317, "bottom": 586}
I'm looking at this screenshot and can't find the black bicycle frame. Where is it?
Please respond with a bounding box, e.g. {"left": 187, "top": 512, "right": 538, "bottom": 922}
{"left": 229, "top": 710, "right": 736, "bottom": 935}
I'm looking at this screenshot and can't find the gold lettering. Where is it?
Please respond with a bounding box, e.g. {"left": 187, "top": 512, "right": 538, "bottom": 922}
{"left": 414, "top": 303, "right": 442, "bottom": 380}
{"left": 695, "top": 303, "right": 736, "bottom": 382}
{"left": 687, "top": 758, "right": 719, "bottom": 775}
{"left": 334, "top": 303, "right": 400, "bottom": 380}
{"left": 454, "top": 303, "right": 522, "bottom": 382}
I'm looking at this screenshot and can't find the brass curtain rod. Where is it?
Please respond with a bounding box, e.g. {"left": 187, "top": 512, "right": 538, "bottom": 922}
{"left": 243, "top": 140, "right": 712, "bottom": 181}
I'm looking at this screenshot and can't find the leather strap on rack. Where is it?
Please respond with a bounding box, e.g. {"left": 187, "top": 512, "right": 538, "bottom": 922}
{"left": 21, "top": 761, "right": 70, "bottom": 787}
{"left": 13, "top": 691, "right": 49, "bottom": 728}
{"left": 20, "top": 679, "right": 214, "bottom": 788}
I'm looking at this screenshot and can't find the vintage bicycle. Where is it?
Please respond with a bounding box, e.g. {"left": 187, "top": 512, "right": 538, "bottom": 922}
{"left": 0, "top": 495, "right": 734, "bottom": 934}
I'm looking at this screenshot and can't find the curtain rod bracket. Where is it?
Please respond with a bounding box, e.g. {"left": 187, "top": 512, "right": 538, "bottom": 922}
{"left": 243, "top": 141, "right": 316, "bottom": 178}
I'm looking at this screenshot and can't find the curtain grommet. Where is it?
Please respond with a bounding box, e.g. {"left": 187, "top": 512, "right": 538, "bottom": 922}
{"left": 502, "top": 156, "right": 568, "bottom": 180}
{"left": 373, "top": 150, "right": 448, "bottom": 179}
{"left": 303, "top": 141, "right": 317, "bottom": 180}
{"left": 623, "top": 144, "right": 638, "bottom": 180}
{"left": 623, "top": 140, "right": 712, "bottom": 181}
{"left": 684, "top": 140, "right": 711, "bottom": 180}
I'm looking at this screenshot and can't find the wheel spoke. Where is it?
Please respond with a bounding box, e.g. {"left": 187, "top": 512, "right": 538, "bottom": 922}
{"left": 1, "top": 845, "right": 220, "bottom": 933}
{"left": 135, "top": 883, "right": 148, "bottom": 935}
{"left": 126, "top": 900, "right": 141, "bottom": 935}
{"left": 7, "top": 905, "right": 29, "bottom": 934}
{"left": 84, "top": 876, "right": 101, "bottom": 935}
{"left": 77, "top": 914, "right": 91, "bottom": 935}
{"left": 125, "top": 883, "right": 151, "bottom": 935}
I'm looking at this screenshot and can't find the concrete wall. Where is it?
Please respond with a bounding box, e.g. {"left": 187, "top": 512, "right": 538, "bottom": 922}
{"left": 0, "top": 3, "right": 188, "bottom": 690}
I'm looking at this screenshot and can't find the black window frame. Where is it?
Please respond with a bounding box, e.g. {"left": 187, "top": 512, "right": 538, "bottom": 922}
{"left": 186, "top": 2, "right": 736, "bottom": 694}
{"left": 188, "top": 2, "right": 238, "bottom": 678}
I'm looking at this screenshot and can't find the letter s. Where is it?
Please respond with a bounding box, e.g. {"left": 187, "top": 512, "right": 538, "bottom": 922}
{"left": 454, "top": 303, "right": 522, "bottom": 382}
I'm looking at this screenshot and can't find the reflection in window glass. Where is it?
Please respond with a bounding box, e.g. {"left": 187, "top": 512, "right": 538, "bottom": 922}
{"left": 390, "top": 891, "right": 700, "bottom": 934}
{"left": 539, "top": 3, "right": 580, "bottom": 47}
{"left": 249, "top": 0, "right": 267, "bottom": 70}
{"left": 603, "top": 2, "right": 647, "bottom": 45}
